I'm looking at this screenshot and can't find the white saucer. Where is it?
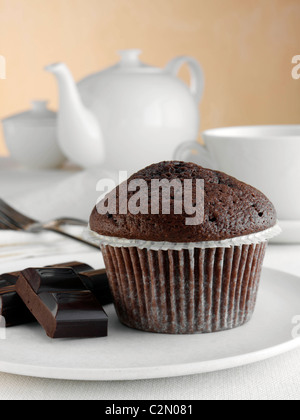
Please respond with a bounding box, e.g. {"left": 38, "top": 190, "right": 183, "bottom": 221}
{"left": 0, "top": 261, "right": 299, "bottom": 381}
{"left": 270, "top": 220, "right": 300, "bottom": 244}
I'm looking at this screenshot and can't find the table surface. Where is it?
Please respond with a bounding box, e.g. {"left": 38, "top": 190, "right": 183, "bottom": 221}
{"left": 0, "top": 158, "right": 300, "bottom": 400}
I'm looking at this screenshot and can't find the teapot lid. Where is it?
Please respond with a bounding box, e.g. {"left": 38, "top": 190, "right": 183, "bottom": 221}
{"left": 112, "top": 50, "right": 162, "bottom": 73}
{"left": 3, "top": 101, "right": 56, "bottom": 126}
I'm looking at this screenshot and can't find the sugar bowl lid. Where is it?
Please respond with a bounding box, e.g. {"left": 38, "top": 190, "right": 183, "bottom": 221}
{"left": 3, "top": 101, "right": 56, "bottom": 127}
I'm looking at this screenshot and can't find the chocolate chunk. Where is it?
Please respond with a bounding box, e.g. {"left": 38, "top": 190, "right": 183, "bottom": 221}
{"left": 49, "top": 261, "right": 93, "bottom": 274}
{"left": 0, "top": 261, "right": 94, "bottom": 328}
{"left": 22, "top": 268, "right": 87, "bottom": 293}
{"left": 0, "top": 280, "right": 35, "bottom": 327}
{"left": 38, "top": 291, "right": 107, "bottom": 338}
{"left": 16, "top": 268, "right": 108, "bottom": 339}
{"left": 0, "top": 272, "right": 19, "bottom": 285}
{"left": 79, "top": 269, "right": 113, "bottom": 305}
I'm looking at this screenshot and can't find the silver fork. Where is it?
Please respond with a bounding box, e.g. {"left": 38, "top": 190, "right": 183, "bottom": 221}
{"left": 0, "top": 199, "right": 99, "bottom": 249}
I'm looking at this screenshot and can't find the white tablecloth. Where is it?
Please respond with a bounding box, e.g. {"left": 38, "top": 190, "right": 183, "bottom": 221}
{"left": 0, "top": 158, "right": 300, "bottom": 400}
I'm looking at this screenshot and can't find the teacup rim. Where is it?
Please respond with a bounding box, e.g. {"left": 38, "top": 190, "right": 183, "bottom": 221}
{"left": 202, "top": 124, "right": 300, "bottom": 140}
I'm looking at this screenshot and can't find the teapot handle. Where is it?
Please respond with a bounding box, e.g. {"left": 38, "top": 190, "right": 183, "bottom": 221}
{"left": 166, "top": 56, "right": 204, "bottom": 103}
{"left": 174, "top": 141, "right": 218, "bottom": 170}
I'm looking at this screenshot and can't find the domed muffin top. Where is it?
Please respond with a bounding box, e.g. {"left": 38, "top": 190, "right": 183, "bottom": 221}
{"left": 90, "top": 161, "right": 277, "bottom": 242}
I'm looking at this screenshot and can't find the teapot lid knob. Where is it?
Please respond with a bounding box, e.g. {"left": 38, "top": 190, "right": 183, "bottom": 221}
{"left": 118, "top": 49, "right": 142, "bottom": 67}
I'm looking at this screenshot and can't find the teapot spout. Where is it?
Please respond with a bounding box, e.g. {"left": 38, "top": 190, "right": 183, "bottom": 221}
{"left": 46, "top": 62, "right": 105, "bottom": 168}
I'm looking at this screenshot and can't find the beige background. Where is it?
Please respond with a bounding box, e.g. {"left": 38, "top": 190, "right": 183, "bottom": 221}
{"left": 0, "top": 0, "right": 299, "bottom": 156}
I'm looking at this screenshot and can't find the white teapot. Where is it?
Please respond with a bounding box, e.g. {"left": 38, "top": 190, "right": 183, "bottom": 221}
{"left": 46, "top": 50, "right": 204, "bottom": 173}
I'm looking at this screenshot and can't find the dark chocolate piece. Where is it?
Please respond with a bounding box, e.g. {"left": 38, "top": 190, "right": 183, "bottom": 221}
{"left": 0, "top": 272, "right": 35, "bottom": 327}
{"left": 22, "top": 268, "right": 87, "bottom": 293}
{"left": 38, "top": 291, "right": 107, "bottom": 338}
{"left": 49, "top": 261, "right": 93, "bottom": 274}
{"left": 0, "top": 272, "right": 19, "bottom": 285}
{"left": 0, "top": 261, "right": 94, "bottom": 328}
{"left": 16, "top": 268, "right": 108, "bottom": 338}
{"left": 79, "top": 269, "right": 113, "bottom": 305}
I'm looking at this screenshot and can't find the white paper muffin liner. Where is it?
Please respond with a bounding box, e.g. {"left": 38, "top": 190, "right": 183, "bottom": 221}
{"left": 86, "top": 223, "right": 281, "bottom": 250}
{"left": 89, "top": 224, "right": 281, "bottom": 334}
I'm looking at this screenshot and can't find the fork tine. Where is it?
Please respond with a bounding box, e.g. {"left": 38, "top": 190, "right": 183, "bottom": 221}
{"left": 0, "top": 199, "right": 36, "bottom": 229}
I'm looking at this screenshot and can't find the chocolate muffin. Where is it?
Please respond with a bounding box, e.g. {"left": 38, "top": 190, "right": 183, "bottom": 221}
{"left": 90, "top": 161, "right": 279, "bottom": 334}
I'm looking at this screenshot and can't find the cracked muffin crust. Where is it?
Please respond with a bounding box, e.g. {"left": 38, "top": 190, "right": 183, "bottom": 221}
{"left": 90, "top": 161, "right": 277, "bottom": 242}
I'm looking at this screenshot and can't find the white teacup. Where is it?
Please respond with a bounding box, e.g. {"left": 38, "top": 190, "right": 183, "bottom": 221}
{"left": 174, "top": 125, "right": 300, "bottom": 221}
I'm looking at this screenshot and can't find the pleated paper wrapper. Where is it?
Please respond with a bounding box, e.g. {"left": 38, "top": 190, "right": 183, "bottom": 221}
{"left": 88, "top": 224, "right": 281, "bottom": 334}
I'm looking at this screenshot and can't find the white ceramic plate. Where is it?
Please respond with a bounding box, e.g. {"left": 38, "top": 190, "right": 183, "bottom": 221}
{"left": 0, "top": 260, "right": 299, "bottom": 381}
{"left": 270, "top": 220, "right": 300, "bottom": 244}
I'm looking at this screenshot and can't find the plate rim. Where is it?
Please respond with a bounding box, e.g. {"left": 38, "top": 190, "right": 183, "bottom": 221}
{"left": 0, "top": 337, "right": 299, "bottom": 381}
